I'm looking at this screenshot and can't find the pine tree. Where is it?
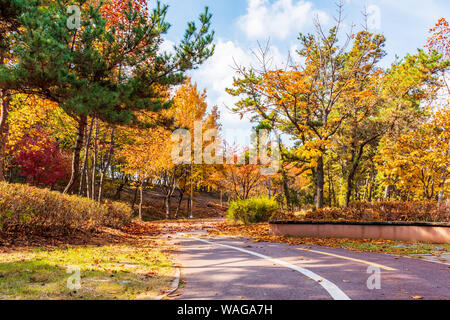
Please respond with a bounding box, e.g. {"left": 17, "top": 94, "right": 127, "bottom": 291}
{"left": 0, "top": 0, "right": 215, "bottom": 193}
{"left": 0, "top": 0, "right": 37, "bottom": 180}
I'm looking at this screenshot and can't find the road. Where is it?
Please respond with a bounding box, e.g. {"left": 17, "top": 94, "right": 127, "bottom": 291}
{"left": 169, "top": 232, "right": 450, "bottom": 300}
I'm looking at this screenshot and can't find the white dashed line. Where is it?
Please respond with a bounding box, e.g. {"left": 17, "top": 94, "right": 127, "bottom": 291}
{"left": 193, "top": 237, "right": 351, "bottom": 301}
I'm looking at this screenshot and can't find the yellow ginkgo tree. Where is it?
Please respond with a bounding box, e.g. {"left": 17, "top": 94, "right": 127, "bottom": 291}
{"left": 376, "top": 106, "right": 449, "bottom": 201}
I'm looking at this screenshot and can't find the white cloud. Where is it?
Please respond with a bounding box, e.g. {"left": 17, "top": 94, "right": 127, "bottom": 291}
{"left": 237, "top": 0, "right": 329, "bottom": 40}
{"left": 159, "top": 39, "right": 176, "bottom": 55}
{"left": 191, "top": 39, "right": 289, "bottom": 146}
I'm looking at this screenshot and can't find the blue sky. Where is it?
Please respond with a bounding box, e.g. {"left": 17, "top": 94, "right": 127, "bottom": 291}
{"left": 156, "top": 0, "right": 449, "bottom": 145}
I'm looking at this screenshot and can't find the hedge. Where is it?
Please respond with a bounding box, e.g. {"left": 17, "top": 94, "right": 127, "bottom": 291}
{"left": 227, "top": 197, "right": 279, "bottom": 224}
{"left": 0, "top": 182, "right": 132, "bottom": 234}
{"left": 273, "top": 201, "right": 450, "bottom": 223}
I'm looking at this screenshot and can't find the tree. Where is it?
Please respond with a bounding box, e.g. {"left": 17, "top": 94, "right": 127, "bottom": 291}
{"left": 120, "top": 124, "right": 173, "bottom": 220}
{"left": 427, "top": 18, "right": 450, "bottom": 59}
{"left": 375, "top": 107, "right": 449, "bottom": 201}
{"left": 14, "top": 130, "right": 71, "bottom": 187}
{"left": 0, "top": 0, "right": 36, "bottom": 180}
{"left": 0, "top": 0, "right": 214, "bottom": 194}
{"left": 228, "top": 6, "right": 387, "bottom": 208}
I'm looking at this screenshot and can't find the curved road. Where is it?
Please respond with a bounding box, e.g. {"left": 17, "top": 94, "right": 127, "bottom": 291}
{"left": 170, "top": 233, "right": 450, "bottom": 300}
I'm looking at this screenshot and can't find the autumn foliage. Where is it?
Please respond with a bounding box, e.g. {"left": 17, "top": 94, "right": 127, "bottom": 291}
{"left": 13, "top": 132, "right": 71, "bottom": 186}
{"left": 273, "top": 202, "right": 450, "bottom": 223}
{"left": 0, "top": 182, "right": 132, "bottom": 234}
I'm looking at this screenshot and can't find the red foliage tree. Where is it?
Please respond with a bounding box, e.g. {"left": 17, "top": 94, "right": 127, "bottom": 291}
{"left": 14, "top": 132, "right": 71, "bottom": 187}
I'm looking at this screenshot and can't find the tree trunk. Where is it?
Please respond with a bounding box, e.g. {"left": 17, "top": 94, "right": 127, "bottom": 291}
{"left": 345, "top": 163, "right": 358, "bottom": 208}
{"left": 138, "top": 181, "right": 144, "bottom": 220}
{"left": 368, "top": 168, "right": 376, "bottom": 202}
{"left": 384, "top": 185, "right": 392, "bottom": 200}
{"left": 98, "top": 127, "right": 115, "bottom": 203}
{"left": 165, "top": 196, "right": 171, "bottom": 220}
{"left": 91, "top": 119, "right": 98, "bottom": 200}
{"left": 132, "top": 184, "right": 139, "bottom": 210}
{"left": 164, "top": 174, "right": 177, "bottom": 220}
{"left": 0, "top": 89, "right": 10, "bottom": 182}
{"left": 315, "top": 155, "right": 325, "bottom": 209}
{"left": 281, "top": 166, "right": 291, "bottom": 210}
{"left": 114, "top": 175, "right": 128, "bottom": 200}
{"left": 189, "top": 164, "right": 194, "bottom": 218}
{"left": 86, "top": 162, "right": 90, "bottom": 199}
{"left": 78, "top": 117, "right": 94, "bottom": 195}
{"left": 175, "top": 189, "right": 184, "bottom": 219}
{"left": 64, "top": 115, "right": 87, "bottom": 194}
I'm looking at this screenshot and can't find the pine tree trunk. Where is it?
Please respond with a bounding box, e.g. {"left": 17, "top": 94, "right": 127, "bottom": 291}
{"left": 0, "top": 89, "right": 10, "bottom": 182}
{"left": 98, "top": 127, "right": 115, "bottom": 203}
{"left": 64, "top": 115, "right": 87, "bottom": 194}
{"left": 91, "top": 119, "right": 98, "bottom": 200}
{"left": 78, "top": 117, "right": 94, "bottom": 196}
{"left": 86, "top": 162, "right": 90, "bottom": 199}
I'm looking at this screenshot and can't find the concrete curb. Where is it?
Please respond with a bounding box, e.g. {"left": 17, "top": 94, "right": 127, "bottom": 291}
{"left": 154, "top": 266, "right": 181, "bottom": 300}
{"left": 270, "top": 222, "right": 450, "bottom": 243}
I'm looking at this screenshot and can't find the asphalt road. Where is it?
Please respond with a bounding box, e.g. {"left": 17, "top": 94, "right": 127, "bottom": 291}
{"left": 172, "top": 234, "right": 450, "bottom": 300}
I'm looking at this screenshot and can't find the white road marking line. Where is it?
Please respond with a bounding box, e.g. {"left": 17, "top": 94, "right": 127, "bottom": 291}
{"left": 299, "top": 248, "right": 397, "bottom": 271}
{"left": 192, "top": 237, "right": 351, "bottom": 301}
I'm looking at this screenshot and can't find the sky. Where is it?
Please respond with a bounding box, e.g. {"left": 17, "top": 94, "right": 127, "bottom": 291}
{"left": 154, "top": 0, "right": 449, "bottom": 146}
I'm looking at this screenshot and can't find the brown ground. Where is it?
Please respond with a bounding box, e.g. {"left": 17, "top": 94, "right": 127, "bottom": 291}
{"left": 111, "top": 187, "right": 227, "bottom": 220}
{"left": 0, "top": 185, "right": 226, "bottom": 251}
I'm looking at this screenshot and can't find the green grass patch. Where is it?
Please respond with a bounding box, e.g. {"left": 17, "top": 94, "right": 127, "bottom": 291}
{"left": 0, "top": 245, "right": 174, "bottom": 300}
{"left": 337, "top": 241, "right": 450, "bottom": 256}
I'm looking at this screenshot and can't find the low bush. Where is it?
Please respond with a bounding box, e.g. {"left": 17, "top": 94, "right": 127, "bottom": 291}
{"left": 274, "top": 201, "right": 450, "bottom": 223}
{"left": 0, "top": 182, "right": 132, "bottom": 234}
{"left": 227, "top": 197, "right": 279, "bottom": 224}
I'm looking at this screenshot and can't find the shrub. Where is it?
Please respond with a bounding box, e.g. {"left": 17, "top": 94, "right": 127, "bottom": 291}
{"left": 227, "top": 197, "right": 279, "bottom": 224}
{"left": 13, "top": 131, "right": 71, "bottom": 187}
{"left": 275, "top": 201, "right": 450, "bottom": 223}
{"left": 0, "top": 182, "right": 132, "bottom": 234}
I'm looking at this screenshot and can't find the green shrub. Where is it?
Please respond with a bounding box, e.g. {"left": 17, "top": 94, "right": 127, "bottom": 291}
{"left": 0, "top": 182, "right": 132, "bottom": 234}
{"left": 227, "top": 197, "right": 279, "bottom": 224}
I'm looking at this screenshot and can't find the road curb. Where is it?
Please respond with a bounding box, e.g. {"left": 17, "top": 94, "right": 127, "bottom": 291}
{"left": 154, "top": 266, "right": 181, "bottom": 300}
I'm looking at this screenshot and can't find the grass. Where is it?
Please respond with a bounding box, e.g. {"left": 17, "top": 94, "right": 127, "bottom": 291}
{"left": 0, "top": 245, "right": 174, "bottom": 300}
{"left": 338, "top": 241, "right": 450, "bottom": 256}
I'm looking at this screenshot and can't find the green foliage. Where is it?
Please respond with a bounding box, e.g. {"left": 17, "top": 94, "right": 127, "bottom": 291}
{"left": 0, "top": 0, "right": 215, "bottom": 125}
{"left": 227, "top": 197, "right": 279, "bottom": 224}
{"left": 0, "top": 182, "right": 132, "bottom": 234}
